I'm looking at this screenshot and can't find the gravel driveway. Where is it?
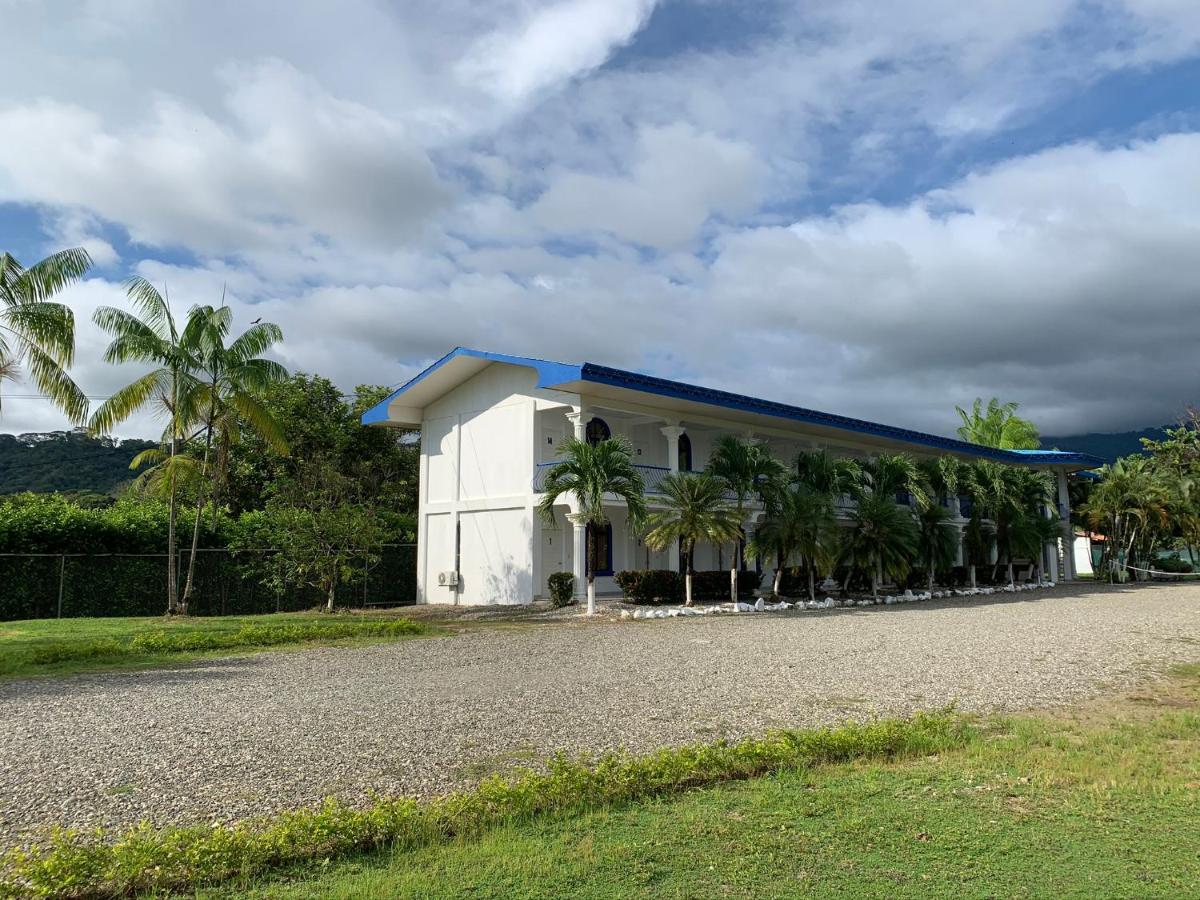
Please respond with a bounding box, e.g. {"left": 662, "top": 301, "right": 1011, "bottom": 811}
{"left": 3, "top": 582, "right": 1199, "bottom": 844}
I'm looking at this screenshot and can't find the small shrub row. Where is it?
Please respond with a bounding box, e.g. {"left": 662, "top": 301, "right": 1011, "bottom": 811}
{"left": 614, "top": 569, "right": 763, "bottom": 604}
{"left": 29, "top": 618, "right": 427, "bottom": 666}
{"left": 0, "top": 712, "right": 972, "bottom": 898}
{"left": 1155, "top": 555, "right": 1194, "bottom": 573}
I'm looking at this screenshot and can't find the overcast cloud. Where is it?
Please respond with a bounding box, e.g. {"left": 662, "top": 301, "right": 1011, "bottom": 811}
{"left": 1, "top": 0, "right": 1198, "bottom": 438}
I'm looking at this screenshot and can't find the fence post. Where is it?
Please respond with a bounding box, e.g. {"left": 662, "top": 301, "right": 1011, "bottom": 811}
{"left": 57, "top": 554, "right": 66, "bottom": 618}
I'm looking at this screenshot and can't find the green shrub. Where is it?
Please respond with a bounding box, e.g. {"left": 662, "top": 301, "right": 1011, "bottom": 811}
{"left": 0, "top": 712, "right": 972, "bottom": 898}
{"left": 547, "top": 572, "right": 575, "bottom": 607}
{"left": 1155, "top": 555, "right": 1193, "bottom": 573}
{"left": 614, "top": 570, "right": 683, "bottom": 604}
{"left": 689, "top": 570, "right": 762, "bottom": 601}
{"left": 30, "top": 639, "right": 125, "bottom": 666}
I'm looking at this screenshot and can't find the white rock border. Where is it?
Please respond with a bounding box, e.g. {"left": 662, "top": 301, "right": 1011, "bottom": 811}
{"left": 619, "top": 580, "right": 1059, "bottom": 619}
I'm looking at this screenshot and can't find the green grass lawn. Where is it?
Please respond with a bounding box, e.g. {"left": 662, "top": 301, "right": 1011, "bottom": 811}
{"left": 227, "top": 667, "right": 1200, "bottom": 900}
{"left": 0, "top": 610, "right": 433, "bottom": 680}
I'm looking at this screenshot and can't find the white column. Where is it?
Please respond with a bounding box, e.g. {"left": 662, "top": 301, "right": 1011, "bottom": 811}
{"left": 661, "top": 423, "right": 685, "bottom": 573}
{"left": 1043, "top": 500, "right": 1059, "bottom": 583}
{"left": 1056, "top": 469, "right": 1075, "bottom": 581}
{"left": 954, "top": 526, "right": 965, "bottom": 566}
{"left": 567, "top": 511, "right": 589, "bottom": 610}
{"left": 566, "top": 406, "right": 587, "bottom": 443}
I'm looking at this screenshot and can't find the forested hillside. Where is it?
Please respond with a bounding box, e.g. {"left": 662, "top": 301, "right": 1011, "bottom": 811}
{"left": 1042, "top": 426, "right": 1167, "bottom": 464}
{"left": 0, "top": 430, "right": 157, "bottom": 495}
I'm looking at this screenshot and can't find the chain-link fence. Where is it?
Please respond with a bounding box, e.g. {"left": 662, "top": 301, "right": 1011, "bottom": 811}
{"left": 0, "top": 544, "right": 416, "bottom": 620}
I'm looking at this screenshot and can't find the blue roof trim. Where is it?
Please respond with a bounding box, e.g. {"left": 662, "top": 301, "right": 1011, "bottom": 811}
{"left": 578, "top": 363, "right": 1104, "bottom": 468}
{"left": 360, "top": 347, "right": 583, "bottom": 425}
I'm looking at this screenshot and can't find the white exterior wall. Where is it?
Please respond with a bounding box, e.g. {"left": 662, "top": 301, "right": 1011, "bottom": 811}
{"left": 417, "top": 364, "right": 568, "bottom": 605}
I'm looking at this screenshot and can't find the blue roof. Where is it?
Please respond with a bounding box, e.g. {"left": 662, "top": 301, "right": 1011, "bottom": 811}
{"left": 363, "top": 347, "right": 1103, "bottom": 469}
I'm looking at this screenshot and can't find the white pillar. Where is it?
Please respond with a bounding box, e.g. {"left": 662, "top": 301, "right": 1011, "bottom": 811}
{"left": 1043, "top": 500, "right": 1059, "bottom": 583}
{"left": 1056, "top": 469, "right": 1075, "bottom": 581}
{"left": 566, "top": 407, "right": 587, "bottom": 443}
{"left": 567, "top": 511, "right": 589, "bottom": 610}
{"left": 954, "top": 526, "right": 965, "bottom": 566}
{"left": 661, "top": 423, "right": 685, "bottom": 573}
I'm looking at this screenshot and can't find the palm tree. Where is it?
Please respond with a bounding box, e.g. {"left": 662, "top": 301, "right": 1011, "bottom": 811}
{"left": 90, "top": 278, "right": 205, "bottom": 614}
{"left": 955, "top": 397, "right": 1040, "bottom": 450}
{"left": 178, "top": 305, "right": 289, "bottom": 612}
{"left": 746, "top": 483, "right": 838, "bottom": 603}
{"left": 706, "top": 435, "right": 787, "bottom": 603}
{"left": 915, "top": 503, "right": 959, "bottom": 591}
{"left": 1082, "top": 457, "right": 1171, "bottom": 581}
{"left": 0, "top": 248, "right": 91, "bottom": 422}
{"left": 644, "top": 473, "right": 741, "bottom": 607}
{"left": 795, "top": 448, "right": 861, "bottom": 499}
{"left": 537, "top": 435, "right": 647, "bottom": 614}
{"left": 855, "top": 452, "right": 929, "bottom": 510}
{"left": 840, "top": 494, "right": 918, "bottom": 600}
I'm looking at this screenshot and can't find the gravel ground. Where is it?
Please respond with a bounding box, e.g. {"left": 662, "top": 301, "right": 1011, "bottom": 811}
{"left": 3, "top": 581, "right": 1199, "bottom": 844}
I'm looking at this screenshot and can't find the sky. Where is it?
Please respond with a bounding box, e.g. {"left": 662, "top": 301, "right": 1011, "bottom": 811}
{"left": 1, "top": 0, "right": 1198, "bottom": 440}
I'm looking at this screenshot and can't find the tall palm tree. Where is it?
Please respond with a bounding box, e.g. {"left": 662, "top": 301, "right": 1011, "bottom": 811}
{"left": 0, "top": 248, "right": 91, "bottom": 422}
{"left": 178, "top": 305, "right": 289, "bottom": 612}
{"left": 955, "top": 397, "right": 1040, "bottom": 450}
{"left": 840, "top": 494, "right": 918, "bottom": 600}
{"left": 856, "top": 452, "right": 930, "bottom": 510}
{"left": 706, "top": 435, "right": 787, "bottom": 602}
{"left": 644, "top": 473, "right": 741, "bottom": 607}
{"left": 746, "top": 483, "right": 838, "bottom": 603}
{"left": 537, "top": 435, "right": 647, "bottom": 614}
{"left": 90, "top": 278, "right": 205, "bottom": 614}
{"left": 1082, "top": 457, "right": 1171, "bottom": 581}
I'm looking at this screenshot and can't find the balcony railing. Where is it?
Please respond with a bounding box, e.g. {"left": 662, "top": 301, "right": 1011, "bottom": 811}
{"left": 533, "top": 462, "right": 672, "bottom": 494}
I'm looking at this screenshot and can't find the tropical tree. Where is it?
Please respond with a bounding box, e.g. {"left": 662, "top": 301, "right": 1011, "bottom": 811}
{"left": 914, "top": 503, "right": 959, "bottom": 591}
{"left": 746, "top": 483, "right": 838, "bottom": 603}
{"left": 644, "top": 473, "right": 741, "bottom": 607}
{"left": 537, "top": 436, "right": 647, "bottom": 614}
{"left": 178, "top": 305, "right": 289, "bottom": 611}
{"left": 706, "top": 435, "right": 787, "bottom": 602}
{"left": 955, "top": 397, "right": 1040, "bottom": 450}
{"left": 840, "top": 494, "right": 918, "bottom": 600}
{"left": 855, "top": 452, "right": 930, "bottom": 510}
{"left": 965, "top": 461, "right": 1054, "bottom": 585}
{"left": 0, "top": 248, "right": 91, "bottom": 422}
{"left": 1082, "top": 456, "right": 1172, "bottom": 581}
{"left": 90, "top": 278, "right": 205, "bottom": 614}
{"left": 795, "top": 448, "right": 861, "bottom": 499}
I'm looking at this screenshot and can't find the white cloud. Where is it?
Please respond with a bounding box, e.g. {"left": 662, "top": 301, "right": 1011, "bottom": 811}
{"left": 456, "top": 0, "right": 658, "bottom": 103}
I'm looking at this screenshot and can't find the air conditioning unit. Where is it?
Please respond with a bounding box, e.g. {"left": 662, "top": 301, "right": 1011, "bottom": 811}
{"left": 438, "top": 571, "right": 460, "bottom": 587}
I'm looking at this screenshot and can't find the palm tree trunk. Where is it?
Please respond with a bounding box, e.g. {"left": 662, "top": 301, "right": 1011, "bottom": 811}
{"left": 181, "top": 424, "right": 213, "bottom": 613}
{"left": 808, "top": 565, "right": 816, "bottom": 605}
{"left": 927, "top": 562, "right": 934, "bottom": 592}
{"left": 685, "top": 547, "right": 694, "bottom": 607}
{"left": 326, "top": 579, "right": 335, "bottom": 613}
{"left": 586, "top": 530, "right": 597, "bottom": 615}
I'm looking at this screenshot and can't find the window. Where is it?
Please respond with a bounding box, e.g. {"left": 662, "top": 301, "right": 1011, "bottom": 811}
{"left": 587, "top": 523, "right": 613, "bottom": 576}
{"left": 586, "top": 417, "right": 610, "bottom": 446}
{"left": 678, "top": 433, "right": 692, "bottom": 471}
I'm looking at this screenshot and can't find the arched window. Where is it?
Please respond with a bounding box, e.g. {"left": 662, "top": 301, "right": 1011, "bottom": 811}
{"left": 586, "top": 417, "right": 610, "bottom": 446}
{"left": 586, "top": 522, "right": 613, "bottom": 576}
{"left": 677, "top": 433, "right": 692, "bottom": 472}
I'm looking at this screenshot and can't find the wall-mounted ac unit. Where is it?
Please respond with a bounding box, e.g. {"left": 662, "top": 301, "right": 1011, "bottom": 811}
{"left": 438, "top": 571, "right": 460, "bottom": 587}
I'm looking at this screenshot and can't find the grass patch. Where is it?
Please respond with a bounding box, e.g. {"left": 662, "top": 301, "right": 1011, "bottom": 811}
{"left": 0, "top": 715, "right": 969, "bottom": 898}
{"left": 227, "top": 671, "right": 1200, "bottom": 900}
{"left": 0, "top": 612, "right": 432, "bottom": 681}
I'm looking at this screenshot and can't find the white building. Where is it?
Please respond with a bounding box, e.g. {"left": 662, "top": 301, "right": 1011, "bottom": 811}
{"left": 363, "top": 348, "right": 1101, "bottom": 606}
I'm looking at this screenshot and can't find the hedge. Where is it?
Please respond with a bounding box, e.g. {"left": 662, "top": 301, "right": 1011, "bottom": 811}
{"left": 615, "top": 569, "right": 762, "bottom": 604}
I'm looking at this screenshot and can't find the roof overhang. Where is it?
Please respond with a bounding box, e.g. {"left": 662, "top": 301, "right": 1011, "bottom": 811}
{"left": 362, "top": 347, "right": 1104, "bottom": 471}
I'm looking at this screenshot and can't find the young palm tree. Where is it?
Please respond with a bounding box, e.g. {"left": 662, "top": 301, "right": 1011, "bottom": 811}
{"left": 1082, "top": 457, "right": 1171, "bottom": 581}
{"left": 840, "top": 494, "right": 918, "bottom": 600}
{"left": 90, "top": 278, "right": 205, "bottom": 614}
{"left": 706, "top": 435, "right": 787, "bottom": 602}
{"left": 178, "top": 305, "right": 289, "bottom": 612}
{"left": 915, "top": 503, "right": 959, "bottom": 591}
{"left": 795, "top": 448, "right": 861, "bottom": 499}
{"left": 537, "top": 435, "right": 647, "bottom": 614}
{"left": 856, "top": 452, "right": 930, "bottom": 510}
{"left": 0, "top": 248, "right": 91, "bottom": 422}
{"left": 955, "top": 397, "right": 1040, "bottom": 449}
{"left": 746, "top": 483, "right": 838, "bottom": 603}
{"left": 644, "top": 473, "right": 741, "bottom": 607}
